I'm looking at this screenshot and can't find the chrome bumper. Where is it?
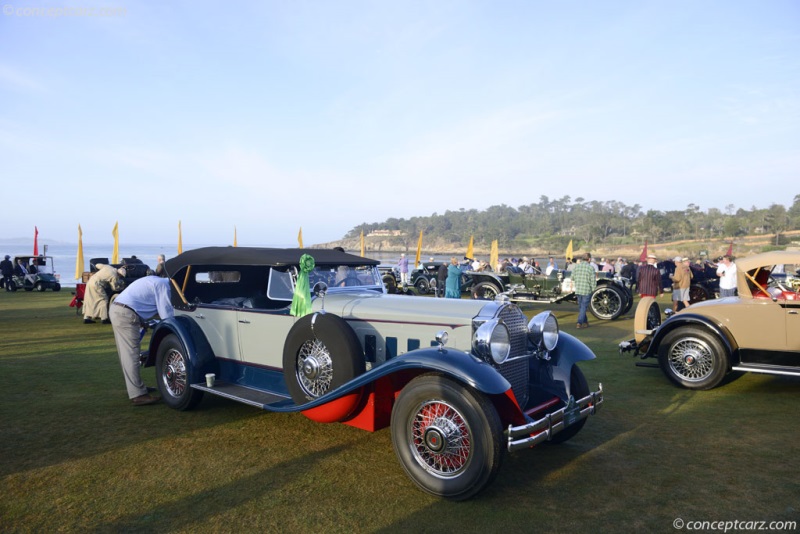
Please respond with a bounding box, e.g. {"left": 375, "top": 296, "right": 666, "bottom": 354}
{"left": 507, "top": 384, "right": 604, "bottom": 453}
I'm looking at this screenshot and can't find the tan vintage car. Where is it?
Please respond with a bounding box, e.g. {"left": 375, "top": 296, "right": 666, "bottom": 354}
{"left": 619, "top": 251, "right": 800, "bottom": 389}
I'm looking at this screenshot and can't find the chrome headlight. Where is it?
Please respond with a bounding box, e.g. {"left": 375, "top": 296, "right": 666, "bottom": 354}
{"left": 472, "top": 319, "right": 511, "bottom": 365}
{"left": 528, "top": 311, "right": 559, "bottom": 351}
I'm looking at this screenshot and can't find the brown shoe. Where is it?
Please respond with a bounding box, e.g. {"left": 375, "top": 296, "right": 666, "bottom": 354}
{"left": 582, "top": 323, "right": 590, "bottom": 328}
{"left": 131, "top": 393, "right": 160, "bottom": 406}
{"left": 576, "top": 323, "right": 582, "bottom": 329}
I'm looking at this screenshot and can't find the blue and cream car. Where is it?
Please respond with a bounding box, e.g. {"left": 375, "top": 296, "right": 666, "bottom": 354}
{"left": 144, "top": 247, "right": 604, "bottom": 500}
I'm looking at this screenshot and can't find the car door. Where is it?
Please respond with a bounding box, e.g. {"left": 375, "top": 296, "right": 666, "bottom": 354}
{"left": 192, "top": 306, "right": 242, "bottom": 361}
{"left": 736, "top": 297, "right": 800, "bottom": 368}
{"left": 235, "top": 268, "right": 297, "bottom": 368}
{"left": 236, "top": 310, "right": 296, "bottom": 368}
{"left": 782, "top": 298, "right": 800, "bottom": 357}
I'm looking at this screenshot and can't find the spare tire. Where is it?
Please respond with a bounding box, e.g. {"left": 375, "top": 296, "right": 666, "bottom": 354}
{"left": 634, "top": 297, "right": 662, "bottom": 344}
{"left": 282, "top": 312, "right": 365, "bottom": 406}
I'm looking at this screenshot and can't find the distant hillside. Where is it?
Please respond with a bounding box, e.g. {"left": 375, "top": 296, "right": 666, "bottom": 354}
{"left": 328, "top": 196, "right": 800, "bottom": 258}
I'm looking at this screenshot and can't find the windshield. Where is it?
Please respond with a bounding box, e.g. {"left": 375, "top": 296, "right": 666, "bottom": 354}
{"left": 308, "top": 264, "right": 383, "bottom": 291}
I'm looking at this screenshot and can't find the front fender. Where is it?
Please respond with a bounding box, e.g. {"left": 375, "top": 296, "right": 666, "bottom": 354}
{"left": 146, "top": 316, "right": 217, "bottom": 384}
{"left": 530, "top": 332, "right": 596, "bottom": 403}
{"left": 266, "top": 347, "right": 512, "bottom": 413}
{"left": 642, "top": 313, "right": 737, "bottom": 360}
{"left": 469, "top": 272, "right": 506, "bottom": 287}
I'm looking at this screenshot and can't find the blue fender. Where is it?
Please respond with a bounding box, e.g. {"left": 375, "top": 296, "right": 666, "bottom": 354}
{"left": 265, "top": 347, "right": 512, "bottom": 413}
{"left": 147, "top": 316, "right": 218, "bottom": 386}
{"left": 529, "top": 331, "right": 596, "bottom": 403}
{"left": 642, "top": 313, "right": 737, "bottom": 361}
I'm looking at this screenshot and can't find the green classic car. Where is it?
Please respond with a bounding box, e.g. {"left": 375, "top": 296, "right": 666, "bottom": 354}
{"left": 469, "top": 268, "right": 633, "bottom": 320}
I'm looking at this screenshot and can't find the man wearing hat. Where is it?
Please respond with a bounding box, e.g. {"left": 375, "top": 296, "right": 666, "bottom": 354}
{"left": 637, "top": 253, "right": 662, "bottom": 298}
{"left": 0, "top": 255, "right": 13, "bottom": 291}
{"left": 83, "top": 264, "right": 127, "bottom": 324}
{"left": 669, "top": 256, "right": 692, "bottom": 311}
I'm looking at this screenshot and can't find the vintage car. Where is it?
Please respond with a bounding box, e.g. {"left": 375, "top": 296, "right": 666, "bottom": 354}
{"left": 377, "top": 265, "right": 413, "bottom": 295}
{"left": 410, "top": 261, "right": 441, "bottom": 294}
{"left": 658, "top": 259, "right": 720, "bottom": 304}
{"left": 619, "top": 251, "right": 800, "bottom": 390}
{"left": 6, "top": 255, "right": 61, "bottom": 292}
{"left": 142, "top": 247, "right": 604, "bottom": 500}
{"left": 469, "top": 268, "right": 634, "bottom": 320}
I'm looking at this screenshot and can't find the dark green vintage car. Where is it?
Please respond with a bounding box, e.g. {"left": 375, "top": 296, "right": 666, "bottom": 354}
{"left": 469, "top": 268, "right": 633, "bottom": 320}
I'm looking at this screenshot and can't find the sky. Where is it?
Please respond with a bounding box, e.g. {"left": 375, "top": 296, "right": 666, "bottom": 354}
{"left": 1, "top": 1, "right": 798, "bottom": 247}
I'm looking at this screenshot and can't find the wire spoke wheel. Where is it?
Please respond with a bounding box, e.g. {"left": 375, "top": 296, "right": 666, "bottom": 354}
{"left": 667, "top": 337, "right": 715, "bottom": 382}
{"left": 410, "top": 400, "right": 471, "bottom": 477}
{"left": 296, "top": 339, "right": 334, "bottom": 398}
{"left": 163, "top": 348, "right": 188, "bottom": 398}
{"left": 391, "top": 374, "right": 503, "bottom": 500}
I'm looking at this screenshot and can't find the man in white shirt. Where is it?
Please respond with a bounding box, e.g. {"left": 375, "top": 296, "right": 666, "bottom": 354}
{"left": 716, "top": 255, "right": 738, "bottom": 297}
{"left": 109, "top": 275, "right": 174, "bottom": 405}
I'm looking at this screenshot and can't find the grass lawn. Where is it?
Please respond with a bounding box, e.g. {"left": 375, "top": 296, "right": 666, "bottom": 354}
{"left": 1, "top": 291, "right": 798, "bottom": 533}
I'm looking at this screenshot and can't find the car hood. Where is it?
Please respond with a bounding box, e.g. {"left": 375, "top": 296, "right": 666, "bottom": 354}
{"left": 315, "top": 293, "right": 488, "bottom": 327}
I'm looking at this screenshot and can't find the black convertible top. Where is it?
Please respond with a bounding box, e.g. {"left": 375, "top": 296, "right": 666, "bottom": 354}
{"left": 165, "top": 247, "right": 379, "bottom": 273}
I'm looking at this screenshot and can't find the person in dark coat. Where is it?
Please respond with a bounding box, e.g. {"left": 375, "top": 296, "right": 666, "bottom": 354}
{"left": 1, "top": 255, "right": 13, "bottom": 290}
{"left": 436, "top": 262, "right": 448, "bottom": 298}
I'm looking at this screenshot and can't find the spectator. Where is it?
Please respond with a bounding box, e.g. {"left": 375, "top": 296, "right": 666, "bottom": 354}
{"left": 397, "top": 253, "right": 409, "bottom": 287}
{"left": 669, "top": 256, "right": 692, "bottom": 312}
{"left": 109, "top": 276, "right": 174, "bottom": 406}
{"left": 83, "top": 264, "right": 127, "bottom": 324}
{"left": 588, "top": 255, "right": 599, "bottom": 272}
{"left": 436, "top": 261, "right": 448, "bottom": 298}
{"left": 716, "top": 255, "right": 738, "bottom": 297}
{"left": 1, "top": 255, "right": 13, "bottom": 291}
{"left": 637, "top": 254, "right": 662, "bottom": 298}
{"left": 545, "top": 257, "right": 558, "bottom": 275}
{"left": 155, "top": 254, "right": 167, "bottom": 277}
{"left": 572, "top": 253, "right": 596, "bottom": 329}
{"left": 445, "top": 257, "right": 461, "bottom": 298}
{"left": 601, "top": 259, "right": 615, "bottom": 274}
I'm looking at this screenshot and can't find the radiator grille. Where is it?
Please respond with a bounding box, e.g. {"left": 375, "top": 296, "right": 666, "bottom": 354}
{"left": 497, "top": 305, "right": 529, "bottom": 407}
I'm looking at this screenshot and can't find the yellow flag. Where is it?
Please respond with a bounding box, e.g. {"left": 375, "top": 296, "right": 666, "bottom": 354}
{"left": 74, "top": 224, "right": 84, "bottom": 280}
{"left": 360, "top": 230, "right": 365, "bottom": 257}
{"left": 234, "top": 226, "right": 238, "bottom": 247}
{"left": 298, "top": 227, "right": 304, "bottom": 248}
{"left": 565, "top": 239, "right": 573, "bottom": 262}
{"left": 415, "top": 231, "right": 423, "bottom": 266}
{"left": 490, "top": 240, "right": 498, "bottom": 272}
{"left": 111, "top": 222, "right": 119, "bottom": 264}
{"left": 178, "top": 220, "right": 183, "bottom": 254}
{"left": 466, "top": 235, "right": 474, "bottom": 260}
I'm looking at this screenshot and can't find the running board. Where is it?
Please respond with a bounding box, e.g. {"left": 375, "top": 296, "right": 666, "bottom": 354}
{"left": 731, "top": 366, "right": 800, "bottom": 378}
{"left": 191, "top": 381, "right": 292, "bottom": 409}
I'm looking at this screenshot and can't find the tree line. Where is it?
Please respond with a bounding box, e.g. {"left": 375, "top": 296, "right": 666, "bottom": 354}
{"left": 345, "top": 195, "right": 800, "bottom": 252}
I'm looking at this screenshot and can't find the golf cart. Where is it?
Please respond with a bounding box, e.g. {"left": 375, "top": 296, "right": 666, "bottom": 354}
{"left": 7, "top": 255, "right": 61, "bottom": 292}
